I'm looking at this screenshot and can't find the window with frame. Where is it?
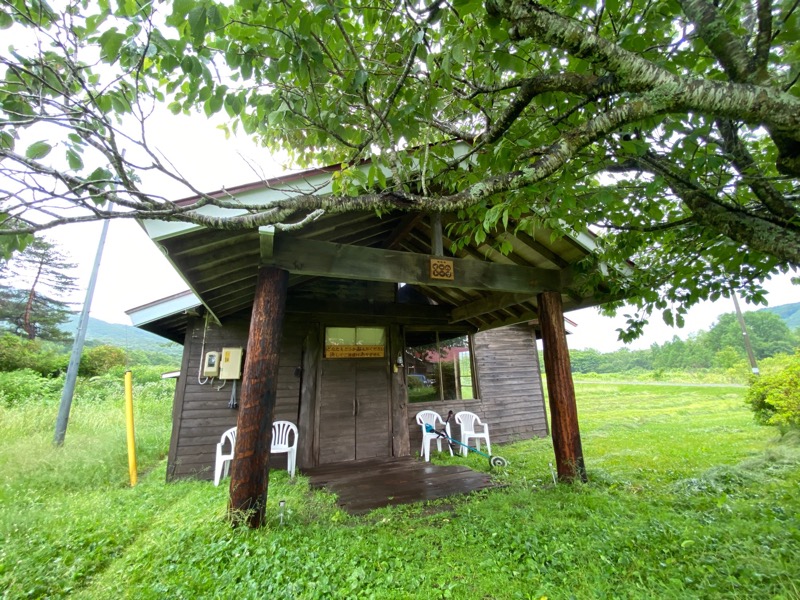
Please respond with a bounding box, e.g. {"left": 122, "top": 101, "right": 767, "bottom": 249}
{"left": 405, "top": 330, "right": 475, "bottom": 403}
{"left": 324, "top": 326, "right": 386, "bottom": 359}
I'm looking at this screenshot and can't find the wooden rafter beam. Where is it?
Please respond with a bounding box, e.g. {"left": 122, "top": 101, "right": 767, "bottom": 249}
{"left": 511, "top": 231, "right": 570, "bottom": 268}
{"left": 193, "top": 266, "right": 256, "bottom": 291}
{"left": 450, "top": 292, "right": 536, "bottom": 323}
{"left": 166, "top": 229, "right": 258, "bottom": 259}
{"left": 183, "top": 250, "right": 260, "bottom": 278}
{"left": 382, "top": 213, "right": 425, "bottom": 250}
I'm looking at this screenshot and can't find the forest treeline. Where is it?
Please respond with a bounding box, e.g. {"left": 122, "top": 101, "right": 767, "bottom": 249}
{"left": 566, "top": 310, "right": 799, "bottom": 375}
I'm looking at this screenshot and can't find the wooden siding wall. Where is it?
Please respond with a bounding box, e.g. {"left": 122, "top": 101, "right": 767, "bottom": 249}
{"left": 167, "top": 282, "right": 547, "bottom": 479}
{"left": 407, "top": 324, "right": 547, "bottom": 457}
{"left": 166, "top": 315, "right": 305, "bottom": 481}
{"left": 167, "top": 280, "right": 398, "bottom": 481}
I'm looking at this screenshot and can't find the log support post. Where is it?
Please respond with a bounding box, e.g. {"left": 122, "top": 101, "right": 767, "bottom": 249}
{"left": 537, "top": 291, "right": 587, "bottom": 483}
{"left": 229, "top": 266, "right": 289, "bottom": 528}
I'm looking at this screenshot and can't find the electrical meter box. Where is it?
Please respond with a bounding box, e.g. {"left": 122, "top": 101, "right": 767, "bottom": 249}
{"left": 203, "top": 351, "right": 220, "bottom": 377}
{"left": 219, "top": 347, "right": 243, "bottom": 380}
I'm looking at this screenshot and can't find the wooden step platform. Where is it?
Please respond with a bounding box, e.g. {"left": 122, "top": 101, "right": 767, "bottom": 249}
{"left": 302, "top": 457, "right": 496, "bottom": 515}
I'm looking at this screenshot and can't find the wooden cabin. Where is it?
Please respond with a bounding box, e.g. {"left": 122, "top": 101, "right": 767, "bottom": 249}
{"left": 128, "top": 167, "right": 612, "bottom": 483}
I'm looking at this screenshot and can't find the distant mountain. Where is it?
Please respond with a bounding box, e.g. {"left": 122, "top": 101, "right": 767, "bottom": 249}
{"left": 759, "top": 302, "right": 800, "bottom": 330}
{"left": 60, "top": 314, "right": 183, "bottom": 360}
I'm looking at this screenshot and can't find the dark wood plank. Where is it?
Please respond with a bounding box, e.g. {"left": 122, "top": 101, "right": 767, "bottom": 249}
{"left": 318, "top": 361, "right": 356, "bottom": 464}
{"left": 389, "top": 324, "right": 411, "bottom": 458}
{"left": 355, "top": 362, "right": 390, "bottom": 460}
{"left": 166, "top": 323, "right": 195, "bottom": 481}
{"left": 303, "top": 457, "right": 497, "bottom": 514}
{"left": 287, "top": 298, "right": 452, "bottom": 324}
{"left": 270, "top": 236, "right": 562, "bottom": 295}
{"left": 298, "top": 325, "right": 320, "bottom": 469}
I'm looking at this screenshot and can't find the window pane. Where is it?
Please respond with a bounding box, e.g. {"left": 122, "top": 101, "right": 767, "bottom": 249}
{"left": 405, "top": 331, "right": 439, "bottom": 403}
{"left": 356, "top": 327, "right": 385, "bottom": 346}
{"left": 438, "top": 333, "right": 470, "bottom": 401}
{"left": 458, "top": 350, "right": 474, "bottom": 400}
{"left": 405, "top": 331, "right": 475, "bottom": 403}
{"left": 326, "top": 327, "right": 355, "bottom": 346}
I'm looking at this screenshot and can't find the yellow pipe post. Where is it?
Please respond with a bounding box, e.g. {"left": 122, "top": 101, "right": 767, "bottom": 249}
{"left": 124, "top": 370, "right": 138, "bottom": 486}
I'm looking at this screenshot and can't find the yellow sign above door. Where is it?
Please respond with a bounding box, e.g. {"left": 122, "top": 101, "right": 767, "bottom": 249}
{"left": 326, "top": 345, "right": 385, "bottom": 359}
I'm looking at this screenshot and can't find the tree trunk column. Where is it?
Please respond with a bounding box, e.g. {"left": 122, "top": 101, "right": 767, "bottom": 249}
{"left": 537, "top": 291, "right": 587, "bottom": 483}
{"left": 229, "top": 266, "right": 289, "bottom": 528}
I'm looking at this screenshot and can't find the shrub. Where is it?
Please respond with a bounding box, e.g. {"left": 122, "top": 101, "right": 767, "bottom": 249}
{"left": 745, "top": 352, "right": 800, "bottom": 430}
{"left": 407, "top": 374, "right": 426, "bottom": 388}
{"left": 0, "top": 369, "right": 63, "bottom": 407}
{"left": 79, "top": 345, "right": 127, "bottom": 377}
{"left": 0, "top": 333, "right": 68, "bottom": 376}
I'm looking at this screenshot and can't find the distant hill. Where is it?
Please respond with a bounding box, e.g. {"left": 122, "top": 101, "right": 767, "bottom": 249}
{"left": 759, "top": 301, "right": 800, "bottom": 330}
{"left": 60, "top": 314, "right": 183, "bottom": 361}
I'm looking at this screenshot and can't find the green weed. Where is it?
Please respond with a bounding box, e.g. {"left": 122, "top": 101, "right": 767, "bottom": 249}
{"left": 1, "top": 379, "right": 798, "bottom": 599}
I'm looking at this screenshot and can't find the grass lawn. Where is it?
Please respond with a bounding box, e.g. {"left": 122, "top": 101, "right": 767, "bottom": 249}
{"left": 1, "top": 379, "right": 798, "bottom": 599}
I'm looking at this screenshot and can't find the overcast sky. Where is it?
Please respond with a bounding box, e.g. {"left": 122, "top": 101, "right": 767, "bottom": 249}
{"left": 27, "top": 111, "right": 800, "bottom": 352}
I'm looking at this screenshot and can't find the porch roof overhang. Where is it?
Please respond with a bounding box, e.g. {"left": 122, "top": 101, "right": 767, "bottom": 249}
{"left": 125, "top": 290, "right": 200, "bottom": 344}
{"left": 132, "top": 162, "right": 623, "bottom": 342}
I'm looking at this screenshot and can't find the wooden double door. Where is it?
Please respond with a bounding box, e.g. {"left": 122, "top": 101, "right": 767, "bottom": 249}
{"left": 318, "top": 358, "right": 391, "bottom": 464}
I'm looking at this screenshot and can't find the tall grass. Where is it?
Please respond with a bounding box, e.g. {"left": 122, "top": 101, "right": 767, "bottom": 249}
{"left": 1, "top": 376, "right": 798, "bottom": 599}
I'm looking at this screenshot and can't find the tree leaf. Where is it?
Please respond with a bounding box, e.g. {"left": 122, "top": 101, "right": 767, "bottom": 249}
{"left": 66, "top": 149, "right": 83, "bottom": 170}
{"left": 25, "top": 141, "right": 52, "bottom": 160}
{"left": 167, "top": 0, "right": 195, "bottom": 26}
{"left": 353, "top": 69, "right": 368, "bottom": 89}
{"left": 97, "top": 28, "right": 126, "bottom": 63}
{"left": 0, "top": 9, "right": 13, "bottom": 29}
{"left": 0, "top": 131, "right": 14, "bottom": 151}
{"left": 188, "top": 5, "right": 207, "bottom": 44}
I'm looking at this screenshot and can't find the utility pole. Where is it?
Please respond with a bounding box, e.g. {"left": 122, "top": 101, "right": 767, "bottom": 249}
{"left": 54, "top": 216, "right": 112, "bottom": 445}
{"left": 732, "top": 292, "right": 759, "bottom": 376}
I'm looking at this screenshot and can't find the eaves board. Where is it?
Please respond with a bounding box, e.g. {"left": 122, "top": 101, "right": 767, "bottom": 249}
{"left": 157, "top": 228, "right": 261, "bottom": 322}
{"left": 136, "top": 314, "right": 190, "bottom": 344}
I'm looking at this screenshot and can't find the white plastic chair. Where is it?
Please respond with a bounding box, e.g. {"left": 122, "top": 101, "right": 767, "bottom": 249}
{"left": 454, "top": 411, "right": 491, "bottom": 457}
{"left": 213, "top": 426, "right": 236, "bottom": 486}
{"left": 271, "top": 420, "right": 298, "bottom": 478}
{"left": 415, "top": 410, "right": 454, "bottom": 462}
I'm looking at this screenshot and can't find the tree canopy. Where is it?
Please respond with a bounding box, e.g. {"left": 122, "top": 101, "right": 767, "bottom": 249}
{"left": 705, "top": 310, "right": 797, "bottom": 359}
{"left": 1, "top": 0, "right": 798, "bottom": 336}
{"left": 0, "top": 237, "right": 77, "bottom": 340}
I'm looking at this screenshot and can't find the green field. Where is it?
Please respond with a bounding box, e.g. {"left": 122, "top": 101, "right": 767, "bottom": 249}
{"left": 1, "top": 379, "right": 798, "bottom": 599}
